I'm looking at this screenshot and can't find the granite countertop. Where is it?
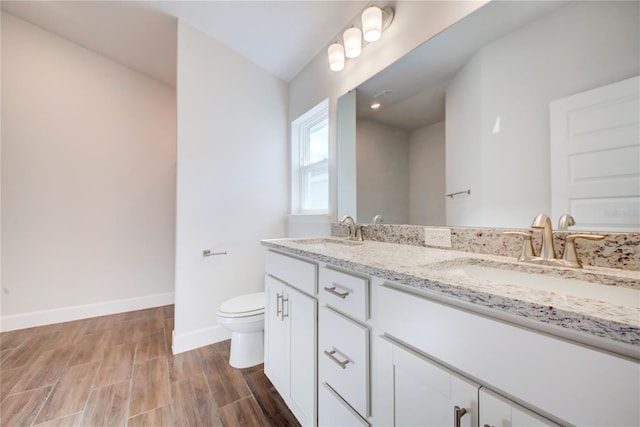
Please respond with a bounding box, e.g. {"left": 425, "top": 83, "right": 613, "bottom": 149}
{"left": 262, "top": 237, "right": 640, "bottom": 358}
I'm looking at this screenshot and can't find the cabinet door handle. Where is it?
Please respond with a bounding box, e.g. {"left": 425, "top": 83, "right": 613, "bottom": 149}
{"left": 454, "top": 406, "right": 468, "bottom": 427}
{"left": 281, "top": 296, "right": 289, "bottom": 319}
{"left": 323, "top": 285, "right": 350, "bottom": 299}
{"left": 323, "top": 349, "right": 350, "bottom": 369}
{"left": 276, "top": 293, "right": 282, "bottom": 318}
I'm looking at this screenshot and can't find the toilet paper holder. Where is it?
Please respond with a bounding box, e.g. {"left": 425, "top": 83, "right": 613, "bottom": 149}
{"left": 203, "top": 250, "right": 227, "bottom": 257}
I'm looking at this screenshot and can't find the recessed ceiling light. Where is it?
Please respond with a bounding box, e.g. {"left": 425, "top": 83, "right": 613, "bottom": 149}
{"left": 371, "top": 102, "right": 381, "bottom": 110}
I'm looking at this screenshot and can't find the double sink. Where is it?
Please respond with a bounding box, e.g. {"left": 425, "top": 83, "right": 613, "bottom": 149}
{"left": 294, "top": 237, "right": 640, "bottom": 310}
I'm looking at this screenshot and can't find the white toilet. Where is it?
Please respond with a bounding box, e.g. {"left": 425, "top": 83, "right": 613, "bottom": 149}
{"left": 216, "top": 292, "right": 265, "bottom": 369}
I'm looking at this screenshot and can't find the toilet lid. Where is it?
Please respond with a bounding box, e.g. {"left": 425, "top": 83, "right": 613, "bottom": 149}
{"left": 219, "top": 292, "right": 265, "bottom": 316}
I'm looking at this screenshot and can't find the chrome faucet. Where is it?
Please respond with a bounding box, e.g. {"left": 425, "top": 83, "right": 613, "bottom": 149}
{"left": 531, "top": 213, "right": 556, "bottom": 262}
{"left": 340, "top": 215, "right": 364, "bottom": 241}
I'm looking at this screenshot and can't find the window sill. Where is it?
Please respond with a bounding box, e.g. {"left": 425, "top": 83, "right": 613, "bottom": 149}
{"left": 287, "top": 214, "right": 332, "bottom": 224}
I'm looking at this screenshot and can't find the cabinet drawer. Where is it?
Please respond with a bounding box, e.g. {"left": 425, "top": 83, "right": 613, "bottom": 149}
{"left": 265, "top": 250, "right": 317, "bottom": 296}
{"left": 319, "top": 267, "right": 369, "bottom": 321}
{"left": 319, "top": 382, "right": 369, "bottom": 427}
{"left": 319, "top": 306, "right": 369, "bottom": 417}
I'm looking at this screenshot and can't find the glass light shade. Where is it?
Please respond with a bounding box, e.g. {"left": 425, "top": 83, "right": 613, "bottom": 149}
{"left": 328, "top": 43, "right": 345, "bottom": 71}
{"left": 362, "top": 6, "right": 382, "bottom": 42}
{"left": 343, "top": 27, "right": 362, "bottom": 58}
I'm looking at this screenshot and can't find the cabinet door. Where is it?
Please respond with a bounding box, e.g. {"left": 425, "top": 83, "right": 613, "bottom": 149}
{"left": 392, "top": 343, "right": 479, "bottom": 427}
{"left": 264, "top": 275, "right": 289, "bottom": 396}
{"left": 480, "top": 388, "right": 560, "bottom": 427}
{"left": 288, "top": 285, "right": 317, "bottom": 427}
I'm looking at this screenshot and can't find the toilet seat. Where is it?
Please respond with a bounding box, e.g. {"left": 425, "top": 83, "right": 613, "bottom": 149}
{"left": 217, "top": 292, "right": 265, "bottom": 318}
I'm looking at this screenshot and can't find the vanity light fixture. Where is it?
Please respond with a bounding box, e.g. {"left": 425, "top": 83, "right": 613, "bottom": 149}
{"left": 328, "top": 42, "right": 345, "bottom": 71}
{"left": 327, "top": 4, "right": 394, "bottom": 71}
{"left": 344, "top": 27, "right": 362, "bottom": 58}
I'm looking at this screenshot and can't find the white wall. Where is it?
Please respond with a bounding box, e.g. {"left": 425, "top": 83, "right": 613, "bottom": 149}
{"left": 446, "top": 51, "right": 485, "bottom": 227}
{"left": 357, "top": 120, "right": 409, "bottom": 224}
{"left": 336, "top": 90, "right": 357, "bottom": 223}
{"left": 1, "top": 13, "right": 177, "bottom": 331}
{"left": 409, "top": 121, "right": 446, "bottom": 226}
{"left": 355, "top": 119, "right": 446, "bottom": 226}
{"left": 174, "top": 21, "right": 287, "bottom": 354}
{"left": 446, "top": 1, "right": 640, "bottom": 228}
{"left": 288, "top": 1, "right": 488, "bottom": 235}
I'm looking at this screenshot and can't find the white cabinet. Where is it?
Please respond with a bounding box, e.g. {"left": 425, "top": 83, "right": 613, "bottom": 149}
{"left": 289, "top": 286, "right": 316, "bottom": 424}
{"left": 264, "top": 246, "right": 639, "bottom": 427}
{"left": 264, "top": 276, "right": 288, "bottom": 393}
{"left": 479, "top": 388, "right": 559, "bottom": 427}
{"left": 318, "top": 306, "right": 369, "bottom": 416}
{"left": 374, "top": 282, "right": 640, "bottom": 426}
{"left": 392, "top": 341, "right": 479, "bottom": 427}
{"left": 318, "top": 266, "right": 371, "bottom": 426}
{"left": 382, "top": 337, "right": 563, "bottom": 427}
{"left": 319, "top": 383, "right": 370, "bottom": 427}
{"left": 264, "top": 251, "right": 317, "bottom": 427}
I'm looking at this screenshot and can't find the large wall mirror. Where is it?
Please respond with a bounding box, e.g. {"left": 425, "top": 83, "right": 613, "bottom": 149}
{"left": 337, "top": 0, "right": 639, "bottom": 232}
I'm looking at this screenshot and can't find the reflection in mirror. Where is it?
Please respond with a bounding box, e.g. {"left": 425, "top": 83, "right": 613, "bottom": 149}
{"left": 337, "top": 0, "right": 639, "bottom": 231}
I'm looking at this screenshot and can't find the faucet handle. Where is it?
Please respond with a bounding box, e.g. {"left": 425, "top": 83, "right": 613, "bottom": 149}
{"left": 503, "top": 231, "right": 537, "bottom": 262}
{"left": 562, "top": 234, "right": 605, "bottom": 268}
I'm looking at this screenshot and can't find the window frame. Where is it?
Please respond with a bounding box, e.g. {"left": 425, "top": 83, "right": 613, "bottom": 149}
{"left": 291, "top": 99, "right": 329, "bottom": 215}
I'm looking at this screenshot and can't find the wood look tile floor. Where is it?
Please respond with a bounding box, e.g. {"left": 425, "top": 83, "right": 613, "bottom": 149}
{"left": 0, "top": 306, "right": 301, "bottom": 427}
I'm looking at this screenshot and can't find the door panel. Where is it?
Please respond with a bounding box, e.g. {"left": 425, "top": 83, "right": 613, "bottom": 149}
{"left": 392, "top": 343, "right": 479, "bottom": 427}
{"left": 264, "top": 276, "right": 288, "bottom": 395}
{"left": 550, "top": 76, "right": 640, "bottom": 231}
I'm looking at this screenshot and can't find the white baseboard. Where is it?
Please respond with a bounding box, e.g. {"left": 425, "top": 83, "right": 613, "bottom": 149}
{"left": 172, "top": 324, "right": 231, "bottom": 355}
{"left": 0, "top": 292, "right": 175, "bottom": 332}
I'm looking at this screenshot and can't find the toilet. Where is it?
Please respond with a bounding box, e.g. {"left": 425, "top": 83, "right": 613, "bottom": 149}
{"left": 216, "top": 292, "right": 265, "bottom": 369}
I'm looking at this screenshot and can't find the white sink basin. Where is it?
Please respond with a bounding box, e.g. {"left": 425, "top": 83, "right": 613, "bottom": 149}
{"left": 294, "top": 238, "right": 364, "bottom": 247}
{"left": 440, "top": 263, "right": 640, "bottom": 309}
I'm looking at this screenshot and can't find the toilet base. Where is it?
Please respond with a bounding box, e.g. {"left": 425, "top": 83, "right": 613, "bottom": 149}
{"left": 229, "top": 330, "right": 264, "bottom": 368}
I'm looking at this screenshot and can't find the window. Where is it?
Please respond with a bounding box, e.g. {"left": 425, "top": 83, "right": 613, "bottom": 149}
{"left": 291, "top": 100, "right": 329, "bottom": 214}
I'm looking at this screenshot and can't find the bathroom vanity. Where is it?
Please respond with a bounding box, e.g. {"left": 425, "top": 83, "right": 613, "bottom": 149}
{"left": 262, "top": 237, "right": 640, "bottom": 426}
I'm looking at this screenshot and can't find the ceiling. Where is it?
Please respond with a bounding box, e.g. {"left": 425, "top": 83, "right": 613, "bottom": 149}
{"left": 1, "top": 0, "right": 369, "bottom": 86}
{"left": 356, "top": 0, "right": 566, "bottom": 131}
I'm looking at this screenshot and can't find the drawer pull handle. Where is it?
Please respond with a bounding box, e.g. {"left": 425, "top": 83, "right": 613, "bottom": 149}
{"left": 324, "top": 350, "right": 350, "bottom": 369}
{"left": 454, "top": 406, "right": 468, "bottom": 427}
{"left": 323, "top": 285, "right": 350, "bottom": 299}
